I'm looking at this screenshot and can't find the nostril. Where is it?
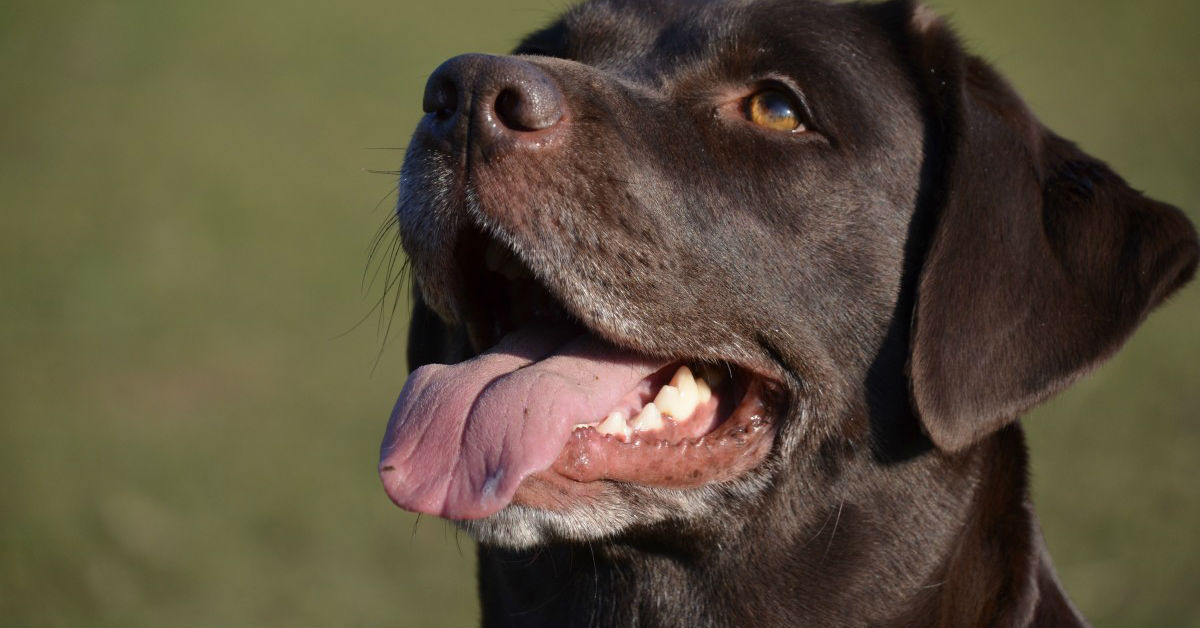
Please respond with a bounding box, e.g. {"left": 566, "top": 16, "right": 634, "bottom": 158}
{"left": 494, "top": 89, "right": 528, "bottom": 130}
{"left": 423, "top": 74, "right": 459, "bottom": 120}
{"left": 493, "top": 81, "right": 563, "bottom": 132}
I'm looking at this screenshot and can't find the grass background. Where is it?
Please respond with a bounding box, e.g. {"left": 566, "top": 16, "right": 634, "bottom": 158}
{"left": 1, "top": 0, "right": 1196, "bottom": 625}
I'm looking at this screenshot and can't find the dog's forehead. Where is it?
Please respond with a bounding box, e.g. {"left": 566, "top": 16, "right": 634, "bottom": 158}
{"left": 521, "top": 0, "right": 891, "bottom": 85}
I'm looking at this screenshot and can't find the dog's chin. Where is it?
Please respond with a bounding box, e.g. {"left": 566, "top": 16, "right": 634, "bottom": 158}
{"left": 461, "top": 467, "right": 778, "bottom": 549}
{"left": 460, "top": 501, "right": 648, "bottom": 549}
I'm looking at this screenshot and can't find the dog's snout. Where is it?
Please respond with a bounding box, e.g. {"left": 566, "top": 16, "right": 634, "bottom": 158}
{"left": 422, "top": 53, "right": 565, "bottom": 148}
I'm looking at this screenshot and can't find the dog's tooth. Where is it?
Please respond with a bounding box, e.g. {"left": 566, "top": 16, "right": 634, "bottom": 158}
{"left": 653, "top": 385, "right": 683, "bottom": 418}
{"left": 597, "top": 411, "right": 631, "bottom": 440}
{"left": 671, "top": 365, "right": 696, "bottom": 391}
{"left": 670, "top": 366, "right": 699, "bottom": 417}
{"left": 695, "top": 376, "right": 712, "bottom": 405}
{"left": 656, "top": 382, "right": 698, "bottom": 422}
{"left": 629, "top": 402, "right": 663, "bottom": 432}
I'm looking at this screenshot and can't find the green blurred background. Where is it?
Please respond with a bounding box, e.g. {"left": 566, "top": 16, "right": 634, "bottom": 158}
{"left": 1, "top": 0, "right": 1196, "bottom": 625}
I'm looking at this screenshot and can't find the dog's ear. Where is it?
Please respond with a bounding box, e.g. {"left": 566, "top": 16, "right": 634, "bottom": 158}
{"left": 900, "top": 2, "right": 1199, "bottom": 452}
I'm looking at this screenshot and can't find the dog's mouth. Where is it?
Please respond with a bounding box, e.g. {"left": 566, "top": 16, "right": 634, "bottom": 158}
{"left": 379, "top": 229, "right": 780, "bottom": 520}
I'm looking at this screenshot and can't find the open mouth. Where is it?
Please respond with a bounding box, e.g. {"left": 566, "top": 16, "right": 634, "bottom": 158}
{"left": 379, "top": 228, "right": 780, "bottom": 520}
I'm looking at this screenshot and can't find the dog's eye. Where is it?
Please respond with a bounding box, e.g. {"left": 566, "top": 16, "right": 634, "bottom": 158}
{"left": 745, "top": 89, "right": 803, "bottom": 132}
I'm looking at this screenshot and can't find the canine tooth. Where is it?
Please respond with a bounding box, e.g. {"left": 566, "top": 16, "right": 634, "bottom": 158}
{"left": 695, "top": 376, "right": 712, "bottom": 405}
{"left": 597, "top": 411, "right": 631, "bottom": 440}
{"left": 630, "top": 402, "right": 663, "bottom": 431}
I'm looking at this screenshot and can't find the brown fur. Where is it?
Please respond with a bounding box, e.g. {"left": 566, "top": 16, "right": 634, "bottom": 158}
{"left": 393, "top": 0, "right": 1198, "bottom": 625}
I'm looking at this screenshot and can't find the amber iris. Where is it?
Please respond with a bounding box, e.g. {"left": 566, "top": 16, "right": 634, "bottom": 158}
{"left": 746, "top": 89, "right": 802, "bottom": 132}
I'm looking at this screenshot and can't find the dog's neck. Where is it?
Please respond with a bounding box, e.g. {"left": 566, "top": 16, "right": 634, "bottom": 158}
{"left": 477, "top": 425, "right": 1082, "bottom": 627}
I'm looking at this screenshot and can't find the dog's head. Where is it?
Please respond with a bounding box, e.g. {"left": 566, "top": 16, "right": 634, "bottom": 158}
{"left": 379, "top": 0, "right": 1197, "bottom": 548}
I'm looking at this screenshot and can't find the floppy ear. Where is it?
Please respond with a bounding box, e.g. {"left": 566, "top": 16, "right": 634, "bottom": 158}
{"left": 903, "top": 3, "right": 1199, "bottom": 452}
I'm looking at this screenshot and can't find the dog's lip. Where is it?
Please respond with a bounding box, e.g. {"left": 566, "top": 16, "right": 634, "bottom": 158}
{"left": 509, "top": 376, "right": 779, "bottom": 512}
{"left": 472, "top": 236, "right": 791, "bottom": 385}
{"left": 500, "top": 341, "right": 781, "bottom": 512}
{"left": 545, "top": 375, "right": 779, "bottom": 485}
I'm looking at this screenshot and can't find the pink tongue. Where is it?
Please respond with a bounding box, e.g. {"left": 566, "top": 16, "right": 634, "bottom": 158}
{"left": 378, "top": 324, "right": 669, "bottom": 520}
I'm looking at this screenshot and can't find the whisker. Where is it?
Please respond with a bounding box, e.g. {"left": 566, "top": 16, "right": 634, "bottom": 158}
{"left": 409, "top": 514, "right": 422, "bottom": 548}
{"left": 370, "top": 257, "right": 412, "bottom": 375}
{"left": 822, "top": 497, "right": 846, "bottom": 561}
{"left": 364, "top": 219, "right": 402, "bottom": 295}
{"left": 363, "top": 213, "right": 399, "bottom": 292}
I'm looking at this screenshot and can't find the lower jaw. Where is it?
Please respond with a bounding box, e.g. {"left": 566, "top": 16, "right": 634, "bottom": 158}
{"left": 511, "top": 380, "right": 779, "bottom": 512}
{"left": 509, "top": 472, "right": 610, "bottom": 513}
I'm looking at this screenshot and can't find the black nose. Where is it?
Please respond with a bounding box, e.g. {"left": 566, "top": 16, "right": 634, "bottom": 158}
{"left": 422, "top": 53, "right": 565, "bottom": 146}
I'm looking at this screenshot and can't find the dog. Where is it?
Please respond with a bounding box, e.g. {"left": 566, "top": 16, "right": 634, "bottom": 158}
{"left": 377, "top": 0, "right": 1199, "bottom": 625}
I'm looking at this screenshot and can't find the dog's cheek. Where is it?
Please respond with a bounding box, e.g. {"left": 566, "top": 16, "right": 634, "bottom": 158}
{"left": 467, "top": 119, "right": 701, "bottom": 345}
{"left": 396, "top": 147, "right": 466, "bottom": 322}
